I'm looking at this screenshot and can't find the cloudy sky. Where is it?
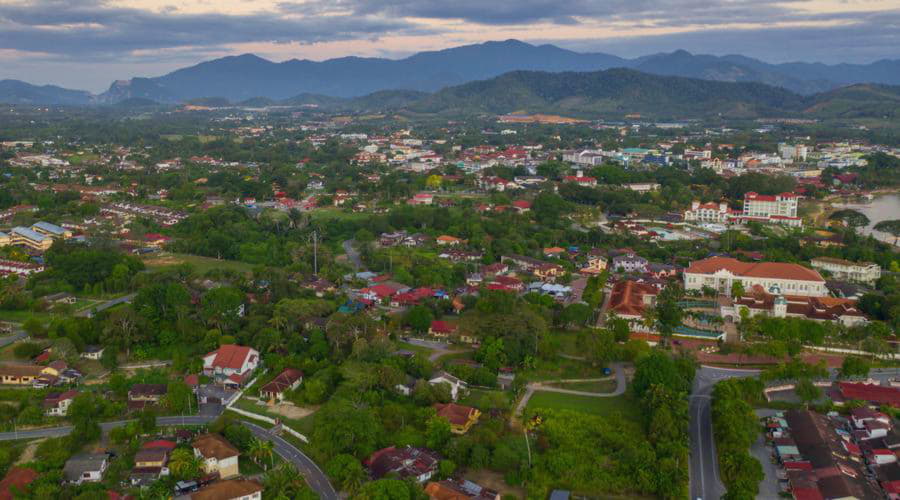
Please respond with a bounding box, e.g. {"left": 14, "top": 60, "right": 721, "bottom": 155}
{"left": 1, "top": 0, "right": 898, "bottom": 92}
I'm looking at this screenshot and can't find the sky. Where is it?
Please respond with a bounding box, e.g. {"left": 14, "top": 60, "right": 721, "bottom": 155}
{"left": 1, "top": 0, "right": 898, "bottom": 92}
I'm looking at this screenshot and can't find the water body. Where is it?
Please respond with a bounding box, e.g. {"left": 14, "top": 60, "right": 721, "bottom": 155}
{"left": 833, "top": 193, "right": 900, "bottom": 245}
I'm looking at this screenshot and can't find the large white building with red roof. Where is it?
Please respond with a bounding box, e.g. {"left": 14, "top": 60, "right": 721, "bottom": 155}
{"left": 684, "top": 256, "right": 827, "bottom": 297}
{"left": 202, "top": 344, "right": 259, "bottom": 386}
{"left": 738, "top": 191, "right": 802, "bottom": 227}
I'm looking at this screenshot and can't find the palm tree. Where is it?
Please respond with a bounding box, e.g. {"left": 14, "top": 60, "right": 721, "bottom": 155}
{"left": 169, "top": 448, "right": 202, "bottom": 479}
{"left": 264, "top": 463, "right": 308, "bottom": 497}
{"left": 249, "top": 437, "right": 276, "bottom": 470}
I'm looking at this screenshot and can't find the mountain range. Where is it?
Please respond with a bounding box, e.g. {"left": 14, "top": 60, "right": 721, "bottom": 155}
{"left": 3, "top": 39, "right": 900, "bottom": 107}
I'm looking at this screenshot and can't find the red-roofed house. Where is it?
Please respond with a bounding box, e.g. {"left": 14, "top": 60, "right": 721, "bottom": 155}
{"left": 259, "top": 368, "right": 303, "bottom": 402}
{"left": 428, "top": 320, "right": 457, "bottom": 338}
{"left": 434, "top": 403, "right": 481, "bottom": 434}
{"left": 563, "top": 170, "right": 597, "bottom": 187}
{"left": 608, "top": 280, "right": 658, "bottom": 323}
{"left": 684, "top": 256, "right": 827, "bottom": 297}
{"left": 511, "top": 200, "right": 531, "bottom": 213}
{"left": 202, "top": 345, "right": 259, "bottom": 386}
{"left": 834, "top": 382, "right": 900, "bottom": 408}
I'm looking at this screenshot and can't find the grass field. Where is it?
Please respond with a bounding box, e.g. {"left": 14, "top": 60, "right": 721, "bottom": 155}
{"left": 458, "top": 388, "right": 510, "bottom": 411}
{"left": 0, "top": 310, "right": 58, "bottom": 324}
{"left": 141, "top": 252, "right": 256, "bottom": 274}
{"left": 526, "top": 392, "right": 641, "bottom": 419}
{"left": 524, "top": 357, "right": 605, "bottom": 381}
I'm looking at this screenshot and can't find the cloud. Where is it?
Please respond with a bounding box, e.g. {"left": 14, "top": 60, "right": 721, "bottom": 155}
{"left": 0, "top": 0, "right": 420, "bottom": 59}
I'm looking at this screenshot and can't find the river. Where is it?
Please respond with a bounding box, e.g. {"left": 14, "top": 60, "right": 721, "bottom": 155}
{"left": 832, "top": 193, "right": 900, "bottom": 245}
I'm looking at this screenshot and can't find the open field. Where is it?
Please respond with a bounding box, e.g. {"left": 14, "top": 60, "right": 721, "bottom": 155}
{"left": 0, "top": 310, "right": 58, "bottom": 323}
{"left": 526, "top": 392, "right": 641, "bottom": 419}
{"left": 141, "top": 252, "right": 256, "bottom": 274}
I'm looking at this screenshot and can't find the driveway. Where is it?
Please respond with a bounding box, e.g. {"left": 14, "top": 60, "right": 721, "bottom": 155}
{"left": 342, "top": 239, "right": 364, "bottom": 271}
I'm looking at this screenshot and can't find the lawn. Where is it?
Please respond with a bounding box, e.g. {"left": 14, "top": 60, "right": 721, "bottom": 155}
{"left": 523, "top": 358, "right": 606, "bottom": 381}
{"left": 141, "top": 252, "right": 256, "bottom": 275}
{"left": 545, "top": 379, "right": 618, "bottom": 393}
{"left": 0, "top": 310, "right": 59, "bottom": 324}
{"left": 526, "top": 392, "right": 641, "bottom": 419}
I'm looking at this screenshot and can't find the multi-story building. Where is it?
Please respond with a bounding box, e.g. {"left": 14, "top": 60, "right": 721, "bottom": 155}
{"left": 721, "top": 284, "right": 868, "bottom": 327}
{"left": 193, "top": 433, "right": 240, "bottom": 479}
{"left": 810, "top": 257, "right": 882, "bottom": 285}
{"left": 738, "top": 192, "right": 802, "bottom": 227}
{"left": 684, "top": 201, "right": 731, "bottom": 224}
{"left": 684, "top": 256, "right": 827, "bottom": 296}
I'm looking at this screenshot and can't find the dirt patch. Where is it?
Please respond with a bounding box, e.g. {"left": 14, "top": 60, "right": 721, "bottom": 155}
{"left": 267, "top": 402, "right": 316, "bottom": 420}
{"left": 464, "top": 469, "right": 525, "bottom": 498}
{"left": 143, "top": 255, "right": 184, "bottom": 266}
{"left": 15, "top": 438, "right": 45, "bottom": 465}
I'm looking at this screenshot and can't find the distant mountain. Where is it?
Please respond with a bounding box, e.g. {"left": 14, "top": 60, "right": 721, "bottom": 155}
{"left": 93, "top": 40, "right": 899, "bottom": 102}
{"left": 2, "top": 40, "right": 900, "bottom": 106}
{"left": 406, "top": 68, "right": 803, "bottom": 119}
{"left": 0, "top": 79, "right": 93, "bottom": 105}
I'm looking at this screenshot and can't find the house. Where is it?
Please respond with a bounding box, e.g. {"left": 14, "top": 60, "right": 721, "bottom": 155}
{"left": 511, "top": 200, "right": 531, "bottom": 213}
{"left": 365, "top": 446, "right": 440, "bottom": 483}
{"left": 0, "top": 363, "right": 45, "bottom": 385}
{"left": 425, "top": 479, "right": 500, "bottom": 500}
{"left": 259, "top": 368, "right": 303, "bottom": 402}
{"left": 202, "top": 344, "right": 260, "bottom": 387}
{"left": 810, "top": 257, "right": 881, "bottom": 285}
{"left": 43, "top": 389, "right": 78, "bottom": 416}
{"left": 437, "top": 235, "right": 464, "bottom": 246}
{"left": 721, "top": 284, "right": 867, "bottom": 326}
{"left": 80, "top": 345, "right": 105, "bottom": 361}
{"left": 130, "top": 447, "right": 170, "bottom": 486}
{"left": 581, "top": 253, "right": 607, "bottom": 274}
{"left": 563, "top": 170, "right": 597, "bottom": 187}
{"left": 429, "top": 372, "right": 467, "bottom": 401}
{"left": 684, "top": 201, "right": 730, "bottom": 224}
{"left": 831, "top": 382, "right": 900, "bottom": 408}
{"left": 606, "top": 280, "right": 659, "bottom": 333}
{"left": 128, "top": 383, "right": 167, "bottom": 410}
{"left": 434, "top": 403, "right": 481, "bottom": 434}
{"left": 543, "top": 247, "right": 565, "bottom": 258}
{"left": 190, "top": 479, "right": 263, "bottom": 500}
{"left": 193, "top": 433, "right": 241, "bottom": 479}
{"left": 684, "top": 256, "right": 828, "bottom": 297}
{"left": 0, "top": 467, "right": 38, "bottom": 500}
{"left": 611, "top": 253, "right": 649, "bottom": 274}
{"left": 0, "top": 259, "right": 44, "bottom": 276}
{"left": 428, "top": 320, "right": 458, "bottom": 339}
{"left": 533, "top": 263, "right": 564, "bottom": 281}
{"left": 63, "top": 453, "right": 108, "bottom": 484}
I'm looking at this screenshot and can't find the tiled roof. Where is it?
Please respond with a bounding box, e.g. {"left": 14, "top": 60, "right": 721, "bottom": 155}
{"left": 434, "top": 403, "right": 478, "bottom": 426}
{"left": 686, "top": 256, "right": 824, "bottom": 282}
{"left": 192, "top": 433, "right": 240, "bottom": 460}
{"left": 206, "top": 344, "right": 255, "bottom": 370}
{"left": 608, "top": 280, "right": 657, "bottom": 317}
{"left": 260, "top": 368, "right": 303, "bottom": 395}
{"left": 190, "top": 479, "right": 262, "bottom": 500}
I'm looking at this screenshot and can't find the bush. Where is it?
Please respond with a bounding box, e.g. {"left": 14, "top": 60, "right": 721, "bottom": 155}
{"left": 13, "top": 342, "right": 44, "bottom": 359}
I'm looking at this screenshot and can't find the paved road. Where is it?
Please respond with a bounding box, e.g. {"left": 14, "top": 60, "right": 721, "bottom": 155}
{"left": 0, "top": 329, "right": 26, "bottom": 348}
{"left": 342, "top": 239, "right": 364, "bottom": 271}
{"left": 244, "top": 421, "right": 338, "bottom": 500}
{"left": 689, "top": 366, "right": 760, "bottom": 500}
{"left": 76, "top": 293, "right": 137, "bottom": 318}
{"left": 0, "top": 413, "right": 338, "bottom": 499}
{"left": 403, "top": 337, "right": 470, "bottom": 361}
{"left": 513, "top": 362, "right": 627, "bottom": 424}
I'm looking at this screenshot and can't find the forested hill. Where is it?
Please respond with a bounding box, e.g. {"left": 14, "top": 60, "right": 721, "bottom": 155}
{"left": 405, "top": 68, "right": 804, "bottom": 118}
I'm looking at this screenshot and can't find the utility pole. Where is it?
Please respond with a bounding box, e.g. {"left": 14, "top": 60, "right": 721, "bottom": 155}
{"left": 309, "top": 230, "right": 319, "bottom": 276}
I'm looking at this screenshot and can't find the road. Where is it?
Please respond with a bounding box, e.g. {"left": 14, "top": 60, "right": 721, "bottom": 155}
{"left": 76, "top": 293, "right": 137, "bottom": 318}
{"left": 0, "top": 411, "right": 338, "bottom": 499}
{"left": 342, "top": 239, "right": 364, "bottom": 271}
{"left": 0, "top": 328, "right": 27, "bottom": 348}
{"left": 244, "top": 421, "right": 338, "bottom": 500}
{"left": 689, "top": 366, "right": 760, "bottom": 500}
{"left": 513, "top": 362, "right": 627, "bottom": 424}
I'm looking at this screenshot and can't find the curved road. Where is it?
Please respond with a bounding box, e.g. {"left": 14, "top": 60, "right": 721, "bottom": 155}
{"left": 0, "top": 414, "right": 337, "bottom": 499}
{"left": 689, "top": 366, "right": 760, "bottom": 500}
{"left": 513, "top": 362, "right": 627, "bottom": 423}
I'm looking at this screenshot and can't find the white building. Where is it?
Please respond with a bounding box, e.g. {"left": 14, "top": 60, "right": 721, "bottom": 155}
{"left": 684, "top": 256, "right": 828, "bottom": 297}
{"left": 202, "top": 344, "right": 259, "bottom": 387}
{"left": 429, "top": 371, "right": 467, "bottom": 401}
{"left": 810, "top": 257, "right": 881, "bottom": 285}
{"left": 738, "top": 192, "right": 802, "bottom": 228}
{"left": 684, "top": 201, "right": 730, "bottom": 224}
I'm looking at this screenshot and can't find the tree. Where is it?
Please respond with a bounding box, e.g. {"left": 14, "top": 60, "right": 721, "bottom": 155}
{"left": 730, "top": 281, "right": 745, "bottom": 299}
{"left": 168, "top": 448, "right": 202, "bottom": 480}
{"left": 22, "top": 317, "right": 46, "bottom": 338}
{"left": 652, "top": 284, "right": 684, "bottom": 347}
{"left": 559, "top": 303, "right": 592, "bottom": 329}
{"left": 249, "top": 437, "right": 275, "bottom": 470}
{"left": 325, "top": 454, "right": 367, "bottom": 493}
{"left": 405, "top": 305, "right": 433, "bottom": 333}
{"left": 426, "top": 415, "right": 452, "bottom": 452}
{"left": 795, "top": 378, "right": 821, "bottom": 408}
{"left": 426, "top": 175, "right": 442, "bottom": 189}
{"left": 356, "top": 479, "right": 420, "bottom": 500}
{"left": 263, "top": 463, "right": 317, "bottom": 500}
{"left": 102, "top": 306, "right": 142, "bottom": 357}
{"left": 100, "top": 346, "right": 118, "bottom": 370}
{"left": 874, "top": 219, "right": 900, "bottom": 244}
{"left": 200, "top": 286, "right": 243, "bottom": 332}
{"left": 829, "top": 209, "right": 870, "bottom": 228}
{"left": 839, "top": 356, "right": 871, "bottom": 379}
{"left": 164, "top": 381, "right": 194, "bottom": 414}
